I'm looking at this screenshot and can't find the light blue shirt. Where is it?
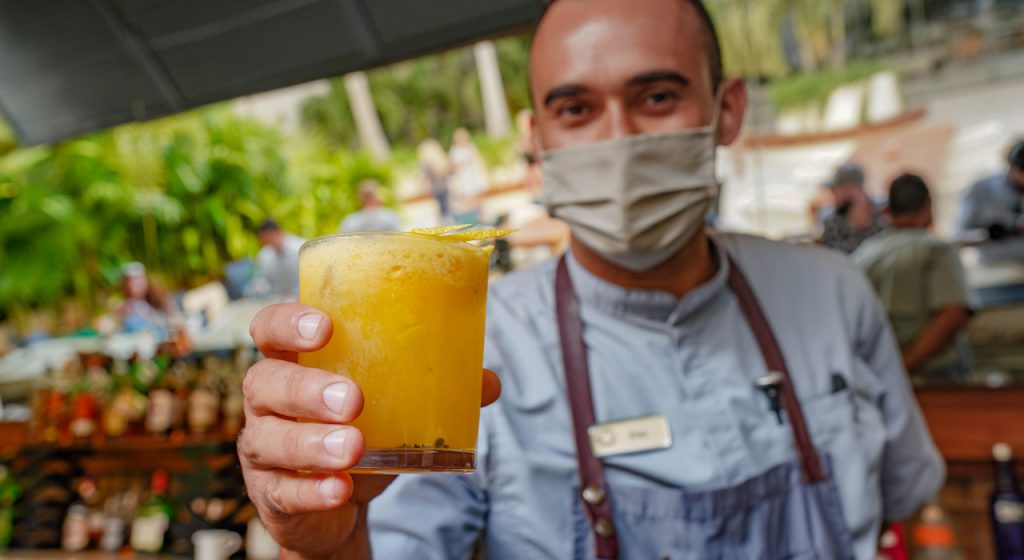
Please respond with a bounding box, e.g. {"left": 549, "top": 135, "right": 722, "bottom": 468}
{"left": 339, "top": 208, "right": 402, "bottom": 233}
{"left": 369, "top": 234, "right": 944, "bottom": 560}
{"left": 956, "top": 173, "right": 1024, "bottom": 235}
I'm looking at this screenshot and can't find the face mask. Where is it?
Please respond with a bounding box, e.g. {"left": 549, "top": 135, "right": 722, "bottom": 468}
{"left": 541, "top": 102, "right": 721, "bottom": 272}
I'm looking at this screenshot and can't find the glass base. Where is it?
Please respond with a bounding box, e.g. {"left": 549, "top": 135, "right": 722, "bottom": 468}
{"left": 350, "top": 448, "right": 476, "bottom": 474}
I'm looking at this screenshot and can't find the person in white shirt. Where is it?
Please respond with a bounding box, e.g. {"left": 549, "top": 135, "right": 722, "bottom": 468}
{"left": 253, "top": 219, "right": 305, "bottom": 298}
{"left": 448, "top": 128, "right": 488, "bottom": 222}
{"left": 338, "top": 180, "right": 402, "bottom": 233}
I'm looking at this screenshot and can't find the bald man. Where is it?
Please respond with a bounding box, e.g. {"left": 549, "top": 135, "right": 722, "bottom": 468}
{"left": 237, "top": 1, "right": 943, "bottom": 558}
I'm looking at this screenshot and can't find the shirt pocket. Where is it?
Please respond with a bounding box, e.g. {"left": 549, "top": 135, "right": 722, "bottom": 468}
{"left": 798, "top": 369, "right": 887, "bottom": 542}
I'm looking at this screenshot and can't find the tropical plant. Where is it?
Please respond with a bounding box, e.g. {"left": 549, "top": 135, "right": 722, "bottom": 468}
{"left": 768, "top": 59, "right": 886, "bottom": 112}
{"left": 706, "top": 0, "right": 793, "bottom": 78}
{"left": 0, "top": 107, "right": 392, "bottom": 326}
{"left": 0, "top": 117, "right": 16, "bottom": 158}
{"left": 706, "top": 0, "right": 909, "bottom": 77}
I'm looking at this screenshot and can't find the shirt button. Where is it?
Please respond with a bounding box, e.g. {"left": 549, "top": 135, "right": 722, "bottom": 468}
{"left": 594, "top": 518, "right": 615, "bottom": 537}
{"left": 582, "top": 485, "right": 606, "bottom": 505}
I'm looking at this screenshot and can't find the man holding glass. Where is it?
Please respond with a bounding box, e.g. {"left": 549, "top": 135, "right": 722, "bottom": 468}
{"left": 238, "top": 0, "right": 944, "bottom": 558}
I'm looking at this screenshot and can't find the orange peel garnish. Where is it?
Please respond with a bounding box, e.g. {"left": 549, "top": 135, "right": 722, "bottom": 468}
{"left": 409, "top": 225, "right": 517, "bottom": 243}
{"left": 409, "top": 224, "right": 473, "bottom": 236}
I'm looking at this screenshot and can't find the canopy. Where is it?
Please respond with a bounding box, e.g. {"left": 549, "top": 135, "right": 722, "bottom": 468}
{"left": 0, "top": 0, "right": 539, "bottom": 145}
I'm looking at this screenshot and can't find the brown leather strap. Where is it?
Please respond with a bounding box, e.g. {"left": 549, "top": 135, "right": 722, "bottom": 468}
{"left": 726, "top": 258, "right": 826, "bottom": 483}
{"left": 555, "top": 257, "right": 619, "bottom": 559}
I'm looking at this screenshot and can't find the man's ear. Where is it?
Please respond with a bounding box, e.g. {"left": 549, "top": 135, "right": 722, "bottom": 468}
{"left": 529, "top": 113, "right": 543, "bottom": 159}
{"left": 716, "top": 78, "right": 748, "bottom": 147}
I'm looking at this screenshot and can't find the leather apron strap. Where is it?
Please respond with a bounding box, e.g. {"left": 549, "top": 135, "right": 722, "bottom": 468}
{"left": 554, "top": 254, "right": 826, "bottom": 560}
{"left": 555, "top": 257, "right": 619, "bottom": 559}
{"left": 725, "top": 258, "right": 827, "bottom": 483}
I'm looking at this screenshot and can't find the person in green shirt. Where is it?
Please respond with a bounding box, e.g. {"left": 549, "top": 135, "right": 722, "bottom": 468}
{"left": 853, "top": 173, "right": 974, "bottom": 382}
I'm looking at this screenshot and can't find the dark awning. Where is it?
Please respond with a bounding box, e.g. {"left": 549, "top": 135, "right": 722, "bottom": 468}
{"left": 0, "top": 0, "right": 540, "bottom": 146}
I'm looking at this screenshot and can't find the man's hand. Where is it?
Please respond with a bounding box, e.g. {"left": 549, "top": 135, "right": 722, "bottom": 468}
{"left": 239, "top": 303, "right": 500, "bottom": 560}
{"left": 901, "top": 305, "right": 970, "bottom": 374}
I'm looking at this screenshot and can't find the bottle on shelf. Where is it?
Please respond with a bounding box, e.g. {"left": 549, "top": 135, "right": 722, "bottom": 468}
{"left": 129, "top": 470, "right": 174, "bottom": 554}
{"left": 31, "top": 369, "right": 64, "bottom": 444}
{"left": 912, "top": 503, "right": 962, "bottom": 560}
{"left": 61, "top": 504, "right": 90, "bottom": 552}
{"left": 188, "top": 369, "right": 220, "bottom": 436}
{"left": 168, "top": 360, "right": 193, "bottom": 442}
{"left": 991, "top": 443, "right": 1024, "bottom": 560}
{"left": 145, "top": 361, "right": 176, "bottom": 437}
{"left": 104, "top": 378, "right": 135, "bottom": 438}
{"left": 68, "top": 369, "right": 99, "bottom": 444}
{"left": 99, "top": 479, "right": 127, "bottom": 553}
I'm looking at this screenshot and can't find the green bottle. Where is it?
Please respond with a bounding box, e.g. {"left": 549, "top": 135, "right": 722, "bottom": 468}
{"left": 130, "top": 470, "right": 174, "bottom": 553}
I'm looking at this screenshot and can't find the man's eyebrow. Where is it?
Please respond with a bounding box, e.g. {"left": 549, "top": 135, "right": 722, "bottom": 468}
{"left": 543, "top": 84, "right": 588, "bottom": 108}
{"left": 627, "top": 70, "right": 690, "bottom": 88}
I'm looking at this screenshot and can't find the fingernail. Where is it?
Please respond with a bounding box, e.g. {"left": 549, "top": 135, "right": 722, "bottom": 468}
{"left": 323, "top": 384, "right": 349, "bottom": 416}
{"left": 297, "top": 314, "right": 322, "bottom": 340}
{"left": 323, "top": 429, "right": 348, "bottom": 457}
{"left": 318, "top": 477, "right": 341, "bottom": 501}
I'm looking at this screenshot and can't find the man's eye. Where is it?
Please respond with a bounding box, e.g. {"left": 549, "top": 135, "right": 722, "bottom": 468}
{"left": 557, "top": 103, "right": 589, "bottom": 118}
{"left": 644, "top": 91, "right": 677, "bottom": 106}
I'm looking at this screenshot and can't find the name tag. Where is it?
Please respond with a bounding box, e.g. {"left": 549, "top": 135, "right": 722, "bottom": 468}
{"left": 587, "top": 415, "right": 672, "bottom": 458}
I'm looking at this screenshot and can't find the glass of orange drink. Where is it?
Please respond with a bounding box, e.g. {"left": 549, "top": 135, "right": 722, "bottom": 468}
{"left": 298, "top": 230, "right": 492, "bottom": 473}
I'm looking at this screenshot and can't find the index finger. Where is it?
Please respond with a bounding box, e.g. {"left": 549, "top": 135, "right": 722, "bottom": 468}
{"left": 250, "top": 303, "right": 334, "bottom": 361}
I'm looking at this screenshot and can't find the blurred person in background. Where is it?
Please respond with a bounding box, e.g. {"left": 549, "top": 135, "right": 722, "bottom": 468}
{"left": 238, "top": 0, "right": 942, "bottom": 558}
{"left": 854, "top": 174, "right": 973, "bottom": 382}
{"left": 821, "top": 162, "right": 885, "bottom": 254}
{"left": 250, "top": 219, "right": 304, "bottom": 299}
{"left": 808, "top": 180, "right": 836, "bottom": 231}
{"left": 956, "top": 140, "right": 1024, "bottom": 242}
{"left": 117, "top": 262, "right": 179, "bottom": 336}
{"left": 516, "top": 109, "right": 544, "bottom": 202}
{"left": 338, "top": 180, "right": 401, "bottom": 233}
{"left": 418, "top": 139, "right": 452, "bottom": 222}
{"left": 448, "top": 127, "right": 488, "bottom": 224}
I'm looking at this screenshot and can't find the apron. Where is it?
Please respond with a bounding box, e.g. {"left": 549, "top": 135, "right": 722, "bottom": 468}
{"left": 554, "top": 256, "right": 856, "bottom": 560}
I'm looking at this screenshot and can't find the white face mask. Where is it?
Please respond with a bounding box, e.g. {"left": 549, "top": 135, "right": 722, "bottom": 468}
{"left": 541, "top": 104, "right": 720, "bottom": 272}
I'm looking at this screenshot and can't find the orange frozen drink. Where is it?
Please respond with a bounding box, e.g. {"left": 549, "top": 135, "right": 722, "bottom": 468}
{"left": 299, "top": 231, "right": 490, "bottom": 473}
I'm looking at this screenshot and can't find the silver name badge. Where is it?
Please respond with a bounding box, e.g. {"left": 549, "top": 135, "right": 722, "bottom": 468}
{"left": 587, "top": 415, "right": 672, "bottom": 458}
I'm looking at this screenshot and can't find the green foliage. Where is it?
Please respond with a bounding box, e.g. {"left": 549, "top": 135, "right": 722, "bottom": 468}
{"left": 0, "top": 118, "right": 16, "bottom": 157}
{"left": 474, "top": 133, "right": 520, "bottom": 170}
{"left": 768, "top": 60, "right": 887, "bottom": 112}
{"left": 495, "top": 35, "right": 533, "bottom": 114}
{"left": 0, "top": 108, "right": 392, "bottom": 319}
{"left": 302, "top": 35, "right": 534, "bottom": 152}
{"left": 706, "top": 0, "right": 793, "bottom": 78}
{"left": 706, "top": 0, "right": 907, "bottom": 78}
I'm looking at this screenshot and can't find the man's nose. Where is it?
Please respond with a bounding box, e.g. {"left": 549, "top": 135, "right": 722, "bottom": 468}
{"left": 602, "top": 100, "right": 637, "bottom": 140}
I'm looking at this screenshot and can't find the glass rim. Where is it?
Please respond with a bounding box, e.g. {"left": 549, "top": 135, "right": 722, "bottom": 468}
{"left": 300, "top": 230, "right": 483, "bottom": 254}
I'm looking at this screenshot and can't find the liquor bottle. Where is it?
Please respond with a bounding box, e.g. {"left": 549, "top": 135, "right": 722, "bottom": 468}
{"left": 991, "top": 443, "right": 1024, "bottom": 559}
{"left": 68, "top": 383, "right": 98, "bottom": 443}
{"left": 104, "top": 379, "right": 135, "bottom": 438}
{"left": 36, "top": 371, "right": 65, "bottom": 444}
{"left": 145, "top": 362, "right": 175, "bottom": 437}
{"left": 61, "top": 504, "right": 90, "bottom": 552}
{"left": 188, "top": 370, "right": 220, "bottom": 435}
{"left": 221, "top": 352, "right": 246, "bottom": 439}
{"left": 129, "top": 470, "right": 174, "bottom": 554}
{"left": 912, "top": 504, "right": 961, "bottom": 560}
{"left": 168, "top": 360, "right": 192, "bottom": 442}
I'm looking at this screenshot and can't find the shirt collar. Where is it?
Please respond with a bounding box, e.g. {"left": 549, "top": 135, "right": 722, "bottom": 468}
{"left": 565, "top": 235, "right": 731, "bottom": 325}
